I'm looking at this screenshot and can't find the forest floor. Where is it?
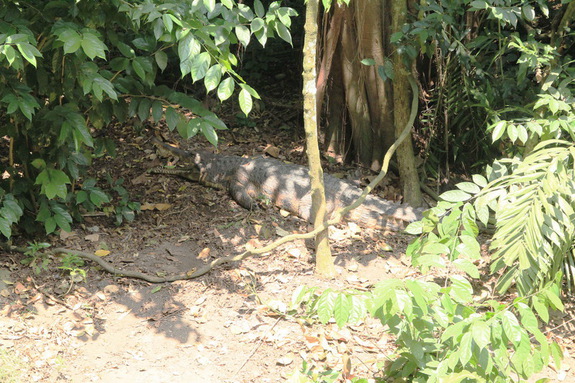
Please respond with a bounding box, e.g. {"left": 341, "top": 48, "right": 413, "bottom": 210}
{"left": 1, "top": 83, "right": 575, "bottom": 382}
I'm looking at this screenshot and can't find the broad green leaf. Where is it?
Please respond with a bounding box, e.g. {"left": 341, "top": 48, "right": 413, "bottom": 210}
{"left": 274, "top": 22, "right": 292, "bottom": 45}
{"left": 35, "top": 168, "right": 71, "bottom": 199}
{"left": 59, "top": 29, "right": 82, "bottom": 54}
{"left": 254, "top": 0, "right": 265, "bottom": 18}
{"left": 239, "top": 88, "right": 253, "bottom": 116}
{"left": 531, "top": 295, "right": 549, "bottom": 323}
{"left": 404, "top": 220, "right": 423, "bottom": 235}
{"left": 456, "top": 235, "right": 481, "bottom": 259}
{"left": 491, "top": 120, "right": 507, "bottom": 141}
{"left": 472, "top": 174, "right": 487, "bottom": 188}
{"left": 317, "top": 289, "right": 336, "bottom": 324}
{"left": 449, "top": 275, "right": 473, "bottom": 303}
{"left": 522, "top": 4, "right": 535, "bottom": 21}
{"left": 191, "top": 52, "right": 211, "bottom": 82}
{"left": 251, "top": 17, "right": 265, "bottom": 33}
{"left": 501, "top": 311, "right": 522, "bottom": 345}
{"left": 201, "top": 121, "right": 218, "bottom": 147}
{"left": 217, "top": 77, "right": 235, "bottom": 101}
{"left": 0, "top": 217, "right": 12, "bottom": 238}
{"left": 155, "top": 50, "right": 168, "bottom": 71}
{"left": 459, "top": 332, "right": 473, "bottom": 366}
{"left": 333, "top": 293, "right": 352, "bottom": 328}
{"left": 405, "top": 280, "right": 429, "bottom": 315}
{"left": 81, "top": 31, "right": 107, "bottom": 59}
{"left": 132, "top": 58, "right": 146, "bottom": 80}
{"left": 456, "top": 182, "right": 480, "bottom": 194}
{"left": 16, "top": 43, "right": 41, "bottom": 67}
{"left": 471, "top": 320, "right": 490, "bottom": 349}
{"left": 204, "top": 64, "right": 222, "bottom": 93}
{"left": 138, "top": 98, "right": 151, "bottom": 121}
{"left": 151, "top": 100, "right": 163, "bottom": 123}
{"left": 440, "top": 190, "right": 472, "bottom": 202}
{"left": 239, "top": 83, "right": 260, "bottom": 99}
{"left": 235, "top": 25, "right": 251, "bottom": 47}
{"left": 165, "top": 107, "right": 180, "bottom": 131}
{"left": 453, "top": 259, "right": 480, "bottom": 278}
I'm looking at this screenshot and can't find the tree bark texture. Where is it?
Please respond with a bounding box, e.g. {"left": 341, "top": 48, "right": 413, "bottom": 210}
{"left": 302, "top": 0, "right": 335, "bottom": 277}
{"left": 319, "top": 1, "right": 422, "bottom": 206}
{"left": 391, "top": 0, "right": 423, "bottom": 206}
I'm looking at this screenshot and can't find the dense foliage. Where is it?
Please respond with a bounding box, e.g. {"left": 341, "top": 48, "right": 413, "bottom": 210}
{"left": 291, "top": 277, "right": 563, "bottom": 382}
{"left": 0, "top": 0, "right": 295, "bottom": 238}
{"left": 396, "top": 1, "right": 575, "bottom": 294}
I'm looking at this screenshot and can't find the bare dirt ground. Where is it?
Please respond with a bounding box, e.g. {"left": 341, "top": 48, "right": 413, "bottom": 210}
{"left": 1, "top": 92, "right": 575, "bottom": 382}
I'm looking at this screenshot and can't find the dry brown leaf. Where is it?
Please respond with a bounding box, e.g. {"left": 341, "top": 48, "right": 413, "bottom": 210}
{"left": 131, "top": 173, "right": 149, "bottom": 185}
{"left": 197, "top": 248, "right": 211, "bottom": 260}
{"left": 85, "top": 233, "right": 99, "bottom": 242}
{"left": 94, "top": 249, "right": 110, "bottom": 257}
{"left": 264, "top": 145, "right": 281, "bottom": 158}
{"left": 140, "top": 202, "right": 172, "bottom": 211}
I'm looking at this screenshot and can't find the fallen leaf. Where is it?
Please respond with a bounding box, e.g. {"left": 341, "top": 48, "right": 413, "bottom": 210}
{"left": 276, "top": 354, "right": 293, "bottom": 366}
{"left": 131, "top": 173, "right": 149, "bottom": 185}
{"left": 264, "top": 145, "right": 281, "bottom": 158}
{"left": 378, "top": 241, "right": 394, "bottom": 252}
{"left": 95, "top": 249, "right": 110, "bottom": 257}
{"left": 85, "top": 234, "right": 99, "bottom": 242}
{"left": 140, "top": 203, "right": 172, "bottom": 211}
{"left": 275, "top": 227, "right": 290, "bottom": 237}
{"left": 279, "top": 209, "right": 291, "bottom": 217}
{"left": 60, "top": 230, "right": 76, "bottom": 240}
{"left": 198, "top": 248, "right": 211, "bottom": 260}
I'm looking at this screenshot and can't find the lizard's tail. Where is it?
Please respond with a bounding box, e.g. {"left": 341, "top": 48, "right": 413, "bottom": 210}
{"left": 151, "top": 137, "right": 193, "bottom": 158}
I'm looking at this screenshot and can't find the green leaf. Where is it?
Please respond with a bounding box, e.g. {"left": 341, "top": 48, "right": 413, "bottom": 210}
{"left": 16, "top": 43, "right": 41, "bottom": 67}
{"left": 531, "top": 295, "right": 549, "bottom": 323}
{"left": 217, "top": 77, "right": 235, "bottom": 101}
{"left": 501, "top": 310, "right": 522, "bottom": 345}
{"left": 449, "top": 275, "right": 473, "bottom": 303}
{"left": 317, "top": 289, "right": 336, "bottom": 324}
{"left": 151, "top": 100, "right": 163, "bottom": 123}
{"left": 274, "top": 22, "right": 292, "bottom": 46}
{"left": 132, "top": 58, "right": 146, "bottom": 80}
{"left": 459, "top": 332, "right": 473, "bottom": 366}
{"left": 404, "top": 220, "right": 423, "bottom": 235}
{"left": 204, "top": 64, "right": 222, "bottom": 93}
{"left": 201, "top": 121, "right": 218, "bottom": 147}
{"left": 0, "top": 217, "right": 12, "bottom": 238}
{"left": 251, "top": 17, "right": 265, "bottom": 33}
{"left": 191, "top": 52, "right": 211, "bottom": 82}
{"left": 491, "top": 120, "right": 507, "bottom": 141}
{"left": 165, "top": 107, "right": 180, "bottom": 131}
{"left": 469, "top": 0, "right": 488, "bottom": 9}
{"left": 440, "top": 190, "right": 472, "bottom": 202}
{"left": 472, "top": 174, "right": 487, "bottom": 188}
{"left": 453, "top": 259, "right": 480, "bottom": 278}
{"left": 59, "top": 29, "right": 82, "bottom": 54}
{"left": 239, "top": 88, "right": 253, "bottom": 116}
{"left": 81, "top": 31, "right": 107, "bottom": 59}
{"left": 89, "top": 189, "right": 110, "bottom": 206}
{"left": 456, "top": 182, "right": 480, "bottom": 194}
{"left": 155, "top": 50, "right": 168, "bottom": 71}
{"left": 254, "top": 0, "right": 265, "bottom": 18}
{"left": 456, "top": 235, "right": 481, "bottom": 259}
{"left": 35, "top": 168, "right": 71, "bottom": 199}
{"left": 235, "top": 25, "right": 251, "bottom": 47}
{"left": 471, "top": 320, "right": 490, "bottom": 349}
{"left": 333, "top": 293, "right": 352, "bottom": 327}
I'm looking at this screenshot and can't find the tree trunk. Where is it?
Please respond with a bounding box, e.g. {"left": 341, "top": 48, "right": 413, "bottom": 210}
{"left": 319, "top": 1, "right": 423, "bottom": 206}
{"left": 391, "top": 0, "right": 422, "bottom": 206}
{"left": 302, "top": 0, "right": 335, "bottom": 277}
